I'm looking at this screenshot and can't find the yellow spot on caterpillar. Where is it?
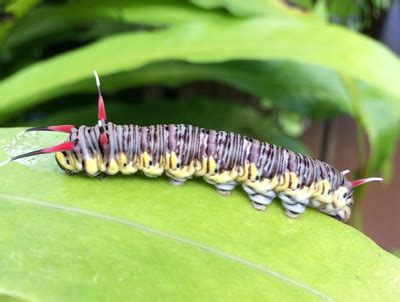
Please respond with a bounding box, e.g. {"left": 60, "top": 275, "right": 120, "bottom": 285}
{"left": 117, "top": 153, "right": 128, "bottom": 168}
{"left": 275, "top": 172, "right": 291, "bottom": 192}
{"left": 196, "top": 156, "right": 208, "bottom": 176}
{"left": 318, "top": 194, "right": 333, "bottom": 204}
{"left": 249, "top": 163, "right": 258, "bottom": 181}
{"left": 207, "top": 170, "right": 238, "bottom": 184}
{"left": 167, "top": 161, "right": 196, "bottom": 179}
{"left": 285, "top": 186, "right": 302, "bottom": 196}
{"left": 207, "top": 156, "right": 217, "bottom": 175}
{"left": 288, "top": 172, "right": 298, "bottom": 190}
{"left": 100, "top": 161, "right": 107, "bottom": 172}
{"left": 167, "top": 168, "right": 186, "bottom": 179}
{"left": 55, "top": 152, "right": 64, "bottom": 164}
{"left": 67, "top": 153, "right": 77, "bottom": 166}
{"left": 94, "top": 153, "right": 102, "bottom": 168}
{"left": 121, "top": 154, "right": 138, "bottom": 175}
{"left": 121, "top": 162, "right": 138, "bottom": 175}
{"left": 142, "top": 152, "right": 151, "bottom": 167}
{"left": 188, "top": 161, "right": 196, "bottom": 175}
{"left": 117, "top": 153, "right": 138, "bottom": 175}
{"left": 245, "top": 176, "right": 279, "bottom": 194}
{"left": 236, "top": 163, "right": 250, "bottom": 182}
{"left": 164, "top": 152, "right": 170, "bottom": 169}
{"left": 312, "top": 179, "right": 332, "bottom": 203}
{"left": 55, "top": 152, "right": 81, "bottom": 172}
{"left": 138, "top": 152, "right": 164, "bottom": 177}
{"left": 194, "top": 159, "right": 204, "bottom": 176}
{"left": 143, "top": 165, "right": 164, "bottom": 177}
{"left": 56, "top": 152, "right": 72, "bottom": 170}
{"left": 170, "top": 152, "right": 178, "bottom": 170}
{"left": 107, "top": 159, "right": 119, "bottom": 175}
{"left": 311, "top": 180, "right": 323, "bottom": 198}
{"left": 333, "top": 186, "right": 348, "bottom": 208}
{"left": 85, "top": 157, "right": 99, "bottom": 176}
{"left": 284, "top": 175, "right": 312, "bottom": 199}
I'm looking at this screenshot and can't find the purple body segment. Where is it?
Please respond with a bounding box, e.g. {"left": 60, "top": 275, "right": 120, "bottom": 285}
{"left": 66, "top": 122, "right": 347, "bottom": 194}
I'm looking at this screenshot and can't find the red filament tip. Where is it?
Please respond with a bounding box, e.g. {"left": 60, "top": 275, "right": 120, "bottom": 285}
{"left": 11, "top": 141, "right": 75, "bottom": 161}
{"left": 26, "top": 125, "right": 75, "bottom": 133}
{"left": 351, "top": 177, "right": 383, "bottom": 187}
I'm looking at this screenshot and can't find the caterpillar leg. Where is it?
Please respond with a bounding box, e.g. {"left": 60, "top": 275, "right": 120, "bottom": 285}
{"left": 165, "top": 169, "right": 189, "bottom": 186}
{"left": 250, "top": 195, "right": 273, "bottom": 211}
{"left": 242, "top": 183, "right": 274, "bottom": 211}
{"left": 203, "top": 178, "right": 236, "bottom": 196}
{"left": 279, "top": 194, "right": 307, "bottom": 219}
{"left": 215, "top": 182, "right": 236, "bottom": 196}
{"left": 170, "top": 178, "right": 186, "bottom": 186}
{"left": 311, "top": 199, "right": 321, "bottom": 208}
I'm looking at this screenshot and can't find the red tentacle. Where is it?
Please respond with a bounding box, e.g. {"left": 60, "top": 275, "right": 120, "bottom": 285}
{"left": 351, "top": 177, "right": 383, "bottom": 187}
{"left": 11, "top": 141, "right": 75, "bottom": 161}
{"left": 26, "top": 125, "right": 75, "bottom": 133}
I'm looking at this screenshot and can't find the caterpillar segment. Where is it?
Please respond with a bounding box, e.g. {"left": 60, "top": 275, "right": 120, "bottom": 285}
{"left": 10, "top": 71, "right": 383, "bottom": 222}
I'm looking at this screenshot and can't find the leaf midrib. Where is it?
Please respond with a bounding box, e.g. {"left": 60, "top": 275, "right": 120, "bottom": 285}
{"left": 0, "top": 193, "right": 332, "bottom": 301}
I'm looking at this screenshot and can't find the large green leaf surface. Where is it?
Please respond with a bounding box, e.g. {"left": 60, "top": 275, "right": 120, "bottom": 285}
{"left": 0, "top": 128, "right": 399, "bottom": 301}
{"left": 60, "top": 61, "right": 351, "bottom": 118}
{"left": 2, "top": 0, "right": 316, "bottom": 52}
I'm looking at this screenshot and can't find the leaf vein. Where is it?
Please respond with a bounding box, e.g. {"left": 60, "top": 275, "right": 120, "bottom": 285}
{"left": 0, "top": 193, "right": 333, "bottom": 301}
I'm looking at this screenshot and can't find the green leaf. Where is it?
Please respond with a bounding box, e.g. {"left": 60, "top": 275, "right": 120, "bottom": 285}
{"left": 19, "top": 60, "right": 348, "bottom": 120}
{"left": 1, "top": 0, "right": 319, "bottom": 68}
{"left": 327, "top": 0, "right": 391, "bottom": 30}
{"left": 1, "top": 15, "right": 399, "bottom": 117}
{"left": 340, "top": 76, "right": 398, "bottom": 178}
{"left": 189, "top": 0, "right": 319, "bottom": 19}
{"left": 2, "top": 0, "right": 227, "bottom": 52}
{"left": 0, "top": 0, "right": 40, "bottom": 42}
{"left": 358, "top": 87, "right": 398, "bottom": 177}
{"left": 313, "top": 0, "right": 328, "bottom": 22}
{"left": 277, "top": 111, "right": 305, "bottom": 137}
{"left": 104, "top": 61, "right": 351, "bottom": 118}
{"left": 0, "top": 127, "right": 399, "bottom": 301}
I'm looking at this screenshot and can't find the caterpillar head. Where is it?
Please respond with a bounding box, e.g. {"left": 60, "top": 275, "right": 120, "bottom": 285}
{"left": 10, "top": 71, "right": 109, "bottom": 176}
{"left": 329, "top": 183, "right": 354, "bottom": 222}
{"left": 323, "top": 175, "right": 382, "bottom": 222}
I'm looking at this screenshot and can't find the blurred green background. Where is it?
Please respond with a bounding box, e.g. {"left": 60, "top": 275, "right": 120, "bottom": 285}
{"left": 1, "top": 0, "right": 399, "bottom": 251}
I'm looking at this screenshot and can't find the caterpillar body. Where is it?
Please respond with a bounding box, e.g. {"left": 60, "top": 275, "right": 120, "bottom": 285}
{"left": 10, "top": 71, "right": 382, "bottom": 222}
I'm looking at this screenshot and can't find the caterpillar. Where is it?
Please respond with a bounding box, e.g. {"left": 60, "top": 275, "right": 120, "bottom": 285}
{"left": 10, "top": 71, "right": 382, "bottom": 222}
